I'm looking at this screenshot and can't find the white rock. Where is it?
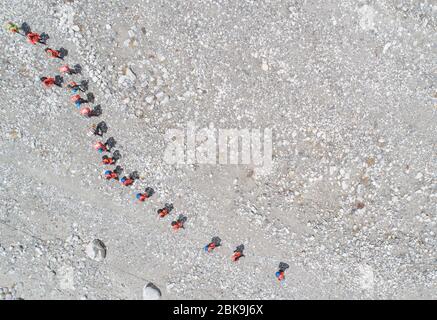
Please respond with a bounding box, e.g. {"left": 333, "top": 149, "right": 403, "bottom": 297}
{"left": 143, "top": 283, "right": 161, "bottom": 300}
{"left": 72, "top": 25, "right": 80, "bottom": 32}
{"left": 382, "top": 42, "right": 392, "bottom": 55}
{"left": 261, "top": 60, "right": 269, "bottom": 71}
{"left": 125, "top": 67, "right": 137, "bottom": 82}
{"left": 341, "top": 181, "right": 348, "bottom": 190}
{"left": 155, "top": 91, "right": 165, "bottom": 101}
{"left": 134, "top": 109, "right": 144, "bottom": 118}
{"left": 35, "top": 247, "right": 43, "bottom": 256}
{"left": 160, "top": 95, "right": 170, "bottom": 105}
{"left": 145, "top": 96, "right": 154, "bottom": 104}
{"left": 85, "top": 239, "right": 107, "bottom": 262}
{"left": 118, "top": 76, "right": 132, "bottom": 87}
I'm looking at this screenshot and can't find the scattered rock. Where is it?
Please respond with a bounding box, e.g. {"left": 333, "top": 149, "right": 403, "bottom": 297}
{"left": 341, "top": 181, "right": 348, "bottom": 190}
{"left": 145, "top": 95, "right": 155, "bottom": 104}
{"left": 134, "top": 108, "right": 144, "bottom": 118}
{"left": 8, "top": 129, "right": 22, "bottom": 140}
{"left": 366, "top": 157, "right": 375, "bottom": 166}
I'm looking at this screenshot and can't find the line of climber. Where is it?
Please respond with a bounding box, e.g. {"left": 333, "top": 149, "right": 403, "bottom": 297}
{"left": 6, "top": 21, "right": 289, "bottom": 280}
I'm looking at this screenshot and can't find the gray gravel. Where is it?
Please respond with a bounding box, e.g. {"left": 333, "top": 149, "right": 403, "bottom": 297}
{"left": 0, "top": 0, "right": 436, "bottom": 299}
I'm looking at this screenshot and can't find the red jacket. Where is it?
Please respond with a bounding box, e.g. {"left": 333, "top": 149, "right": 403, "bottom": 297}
{"left": 158, "top": 209, "right": 169, "bottom": 218}
{"left": 231, "top": 252, "right": 243, "bottom": 262}
{"left": 59, "top": 65, "right": 71, "bottom": 73}
{"left": 122, "top": 178, "right": 134, "bottom": 186}
{"left": 102, "top": 158, "right": 114, "bottom": 165}
{"left": 42, "top": 78, "right": 55, "bottom": 87}
{"left": 71, "top": 94, "right": 82, "bottom": 102}
{"left": 172, "top": 221, "right": 183, "bottom": 230}
{"left": 46, "top": 49, "right": 60, "bottom": 58}
{"left": 27, "top": 33, "right": 40, "bottom": 44}
{"left": 94, "top": 142, "right": 107, "bottom": 152}
{"left": 105, "top": 172, "right": 118, "bottom": 180}
{"left": 137, "top": 194, "right": 147, "bottom": 201}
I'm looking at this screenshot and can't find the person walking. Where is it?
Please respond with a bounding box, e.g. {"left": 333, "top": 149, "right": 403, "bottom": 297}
{"left": 204, "top": 237, "right": 221, "bottom": 252}
{"left": 136, "top": 187, "right": 155, "bottom": 201}
{"left": 102, "top": 150, "right": 121, "bottom": 165}
{"left": 231, "top": 244, "right": 245, "bottom": 262}
{"left": 157, "top": 203, "right": 174, "bottom": 218}
{"left": 171, "top": 214, "right": 187, "bottom": 231}
{"left": 275, "top": 262, "right": 289, "bottom": 281}
{"left": 104, "top": 165, "right": 123, "bottom": 180}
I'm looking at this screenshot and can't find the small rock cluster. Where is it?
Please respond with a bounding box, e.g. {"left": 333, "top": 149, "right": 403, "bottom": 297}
{"left": 0, "top": 285, "right": 19, "bottom": 300}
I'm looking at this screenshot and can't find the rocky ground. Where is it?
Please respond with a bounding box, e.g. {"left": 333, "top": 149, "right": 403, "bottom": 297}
{"left": 0, "top": 0, "right": 436, "bottom": 300}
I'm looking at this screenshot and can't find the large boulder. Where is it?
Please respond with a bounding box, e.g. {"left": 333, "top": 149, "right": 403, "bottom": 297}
{"left": 142, "top": 282, "right": 161, "bottom": 300}
{"left": 85, "top": 239, "right": 107, "bottom": 262}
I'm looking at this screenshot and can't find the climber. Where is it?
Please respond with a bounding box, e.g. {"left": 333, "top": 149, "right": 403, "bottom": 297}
{"left": 59, "top": 65, "right": 71, "bottom": 74}
{"left": 104, "top": 137, "right": 116, "bottom": 152}
{"left": 80, "top": 107, "right": 92, "bottom": 117}
{"left": 59, "top": 64, "right": 81, "bottom": 75}
{"left": 40, "top": 76, "right": 63, "bottom": 88}
{"left": 92, "top": 121, "right": 108, "bottom": 137}
{"left": 6, "top": 22, "right": 20, "bottom": 34}
{"left": 73, "top": 92, "right": 93, "bottom": 106}
{"left": 26, "top": 32, "right": 40, "bottom": 44}
{"left": 171, "top": 214, "right": 187, "bottom": 230}
{"left": 120, "top": 176, "right": 133, "bottom": 186}
{"left": 204, "top": 237, "right": 221, "bottom": 252}
{"left": 80, "top": 106, "right": 98, "bottom": 117}
{"left": 67, "top": 80, "right": 87, "bottom": 93}
{"left": 40, "top": 76, "right": 55, "bottom": 88}
{"left": 102, "top": 150, "right": 121, "bottom": 165}
{"left": 275, "top": 262, "right": 289, "bottom": 281}
{"left": 67, "top": 81, "right": 80, "bottom": 93}
{"left": 71, "top": 94, "right": 88, "bottom": 108}
{"left": 104, "top": 165, "right": 123, "bottom": 180}
{"left": 45, "top": 47, "right": 67, "bottom": 59}
{"left": 120, "top": 171, "right": 139, "bottom": 187}
{"left": 231, "top": 244, "right": 245, "bottom": 262}
{"left": 94, "top": 141, "right": 107, "bottom": 153}
{"left": 157, "top": 203, "right": 174, "bottom": 218}
{"left": 80, "top": 105, "right": 102, "bottom": 118}
{"left": 26, "top": 32, "right": 49, "bottom": 45}
{"left": 136, "top": 187, "right": 155, "bottom": 202}
{"left": 81, "top": 105, "right": 101, "bottom": 117}
{"left": 59, "top": 65, "right": 76, "bottom": 75}
{"left": 45, "top": 48, "right": 61, "bottom": 59}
